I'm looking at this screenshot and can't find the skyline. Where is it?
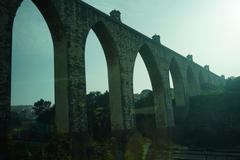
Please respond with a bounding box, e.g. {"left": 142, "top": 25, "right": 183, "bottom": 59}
{"left": 11, "top": 0, "right": 240, "bottom": 105}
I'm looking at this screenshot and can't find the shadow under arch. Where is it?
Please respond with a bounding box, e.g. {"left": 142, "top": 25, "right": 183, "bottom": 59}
{"left": 14, "top": 0, "right": 69, "bottom": 133}
{"left": 132, "top": 43, "right": 167, "bottom": 135}
{"left": 168, "top": 58, "right": 187, "bottom": 124}
{"left": 85, "top": 21, "right": 124, "bottom": 132}
{"left": 187, "top": 66, "right": 199, "bottom": 96}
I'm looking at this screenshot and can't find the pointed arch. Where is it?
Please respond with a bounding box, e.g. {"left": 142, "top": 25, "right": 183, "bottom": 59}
{"left": 187, "top": 66, "right": 199, "bottom": 96}
{"left": 85, "top": 21, "right": 123, "bottom": 131}
{"left": 137, "top": 44, "right": 164, "bottom": 93}
{"left": 12, "top": 0, "right": 69, "bottom": 133}
{"left": 168, "top": 58, "right": 187, "bottom": 123}
{"left": 31, "top": 0, "right": 66, "bottom": 43}
{"left": 132, "top": 43, "right": 167, "bottom": 132}
{"left": 91, "top": 22, "right": 120, "bottom": 68}
{"left": 169, "top": 58, "right": 186, "bottom": 106}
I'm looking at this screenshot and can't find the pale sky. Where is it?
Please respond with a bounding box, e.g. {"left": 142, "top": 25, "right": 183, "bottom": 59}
{"left": 11, "top": 0, "right": 240, "bottom": 105}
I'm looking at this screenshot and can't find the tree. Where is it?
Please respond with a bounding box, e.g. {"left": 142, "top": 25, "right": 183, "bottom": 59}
{"left": 37, "top": 104, "right": 55, "bottom": 125}
{"left": 135, "top": 90, "right": 153, "bottom": 108}
{"left": 32, "top": 99, "right": 51, "bottom": 116}
{"left": 32, "top": 99, "right": 53, "bottom": 135}
{"left": 87, "top": 91, "right": 111, "bottom": 139}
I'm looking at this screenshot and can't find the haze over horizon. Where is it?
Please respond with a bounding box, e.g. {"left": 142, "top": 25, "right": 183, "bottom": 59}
{"left": 11, "top": 0, "right": 240, "bottom": 105}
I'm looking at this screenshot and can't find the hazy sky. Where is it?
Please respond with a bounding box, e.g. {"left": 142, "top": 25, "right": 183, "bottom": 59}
{"left": 11, "top": 0, "right": 240, "bottom": 105}
{"left": 83, "top": 0, "right": 240, "bottom": 76}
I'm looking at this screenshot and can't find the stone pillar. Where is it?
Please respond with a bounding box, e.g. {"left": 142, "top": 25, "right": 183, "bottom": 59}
{"left": 116, "top": 42, "right": 136, "bottom": 131}
{"left": 54, "top": 38, "right": 70, "bottom": 133}
{"left": 64, "top": 14, "right": 89, "bottom": 160}
{"left": 153, "top": 70, "right": 175, "bottom": 145}
{"left": 0, "top": 0, "right": 29, "bottom": 158}
{"left": 120, "top": 63, "right": 135, "bottom": 130}
{"left": 196, "top": 75, "right": 201, "bottom": 96}
{"left": 154, "top": 87, "right": 170, "bottom": 128}
{"left": 182, "top": 67, "right": 192, "bottom": 117}
{"left": 107, "top": 60, "right": 125, "bottom": 132}
{"left": 65, "top": 30, "right": 88, "bottom": 160}
{"left": 0, "top": 1, "right": 15, "bottom": 159}
{"left": 66, "top": 29, "right": 88, "bottom": 133}
{"left": 50, "top": 1, "right": 90, "bottom": 159}
{"left": 162, "top": 71, "right": 175, "bottom": 127}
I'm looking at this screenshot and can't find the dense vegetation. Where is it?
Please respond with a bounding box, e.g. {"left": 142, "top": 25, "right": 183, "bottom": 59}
{"left": 174, "top": 77, "right": 240, "bottom": 149}
{"left": 9, "top": 92, "right": 113, "bottom": 160}
{"left": 86, "top": 91, "right": 111, "bottom": 140}
{"left": 8, "top": 90, "right": 156, "bottom": 159}
{"left": 9, "top": 76, "right": 239, "bottom": 159}
{"left": 134, "top": 89, "right": 154, "bottom": 108}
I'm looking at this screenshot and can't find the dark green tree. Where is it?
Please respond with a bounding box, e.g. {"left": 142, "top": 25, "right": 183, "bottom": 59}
{"left": 32, "top": 99, "right": 54, "bottom": 139}
{"left": 37, "top": 104, "right": 55, "bottom": 125}
{"left": 87, "top": 91, "right": 111, "bottom": 139}
{"left": 32, "top": 99, "right": 51, "bottom": 116}
{"left": 135, "top": 90, "right": 154, "bottom": 108}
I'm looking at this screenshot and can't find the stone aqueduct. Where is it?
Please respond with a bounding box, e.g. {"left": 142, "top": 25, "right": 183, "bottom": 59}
{"left": 0, "top": 0, "right": 224, "bottom": 157}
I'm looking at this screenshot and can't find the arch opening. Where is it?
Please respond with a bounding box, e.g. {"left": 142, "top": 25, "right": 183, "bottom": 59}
{"left": 168, "top": 58, "right": 186, "bottom": 124}
{"left": 85, "top": 29, "right": 110, "bottom": 140}
{"left": 85, "top": 22, "right": 123, "bottom": 140}
{"left": 133, "top": 53, "right": 155, "bottom": 136}
{"left": 133, "top": 44, "right": 165, "bottom": 136}
{"left": 169, "top": 67, "right": 175, "bottom": 106}
{"left": 11, "top": 0, "right": 56, "bottom": 141}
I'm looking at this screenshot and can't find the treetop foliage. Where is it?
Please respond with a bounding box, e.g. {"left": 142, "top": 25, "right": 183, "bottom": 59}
{"left": 32, "top": 99, "right": 51, "bottom": 116}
